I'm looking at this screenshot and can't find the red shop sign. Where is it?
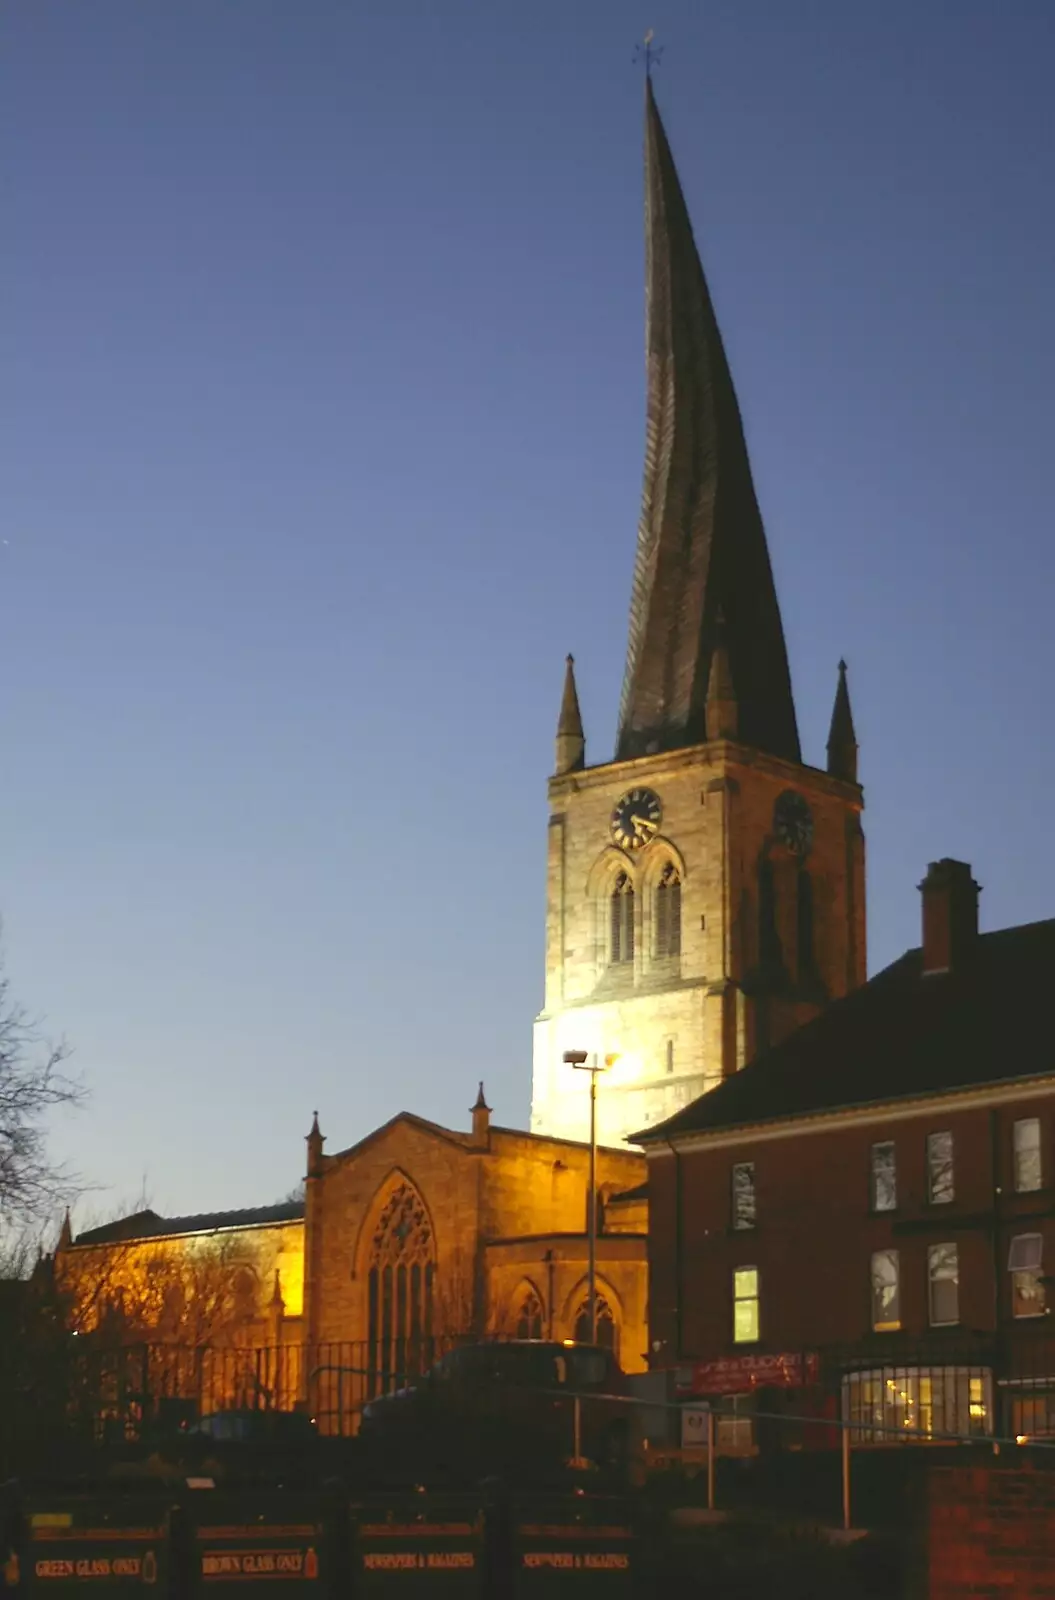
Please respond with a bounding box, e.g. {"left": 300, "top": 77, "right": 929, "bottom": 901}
{"left": 676, "top": 1352, "right": 819, "bottom": 1396}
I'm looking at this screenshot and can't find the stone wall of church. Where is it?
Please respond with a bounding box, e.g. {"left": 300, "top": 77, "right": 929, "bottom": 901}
{"left": 485, "top": 1235, "right": 648, "bottom": 1372}
{"left": 481, "top": 1129, "right": 645, "bottom": 1240}
{"left": 57, "top": 1219, "right": 305, "bottom": 1342}
{"left": 307, "top": 1119, "right": 646, "bottom": 1350}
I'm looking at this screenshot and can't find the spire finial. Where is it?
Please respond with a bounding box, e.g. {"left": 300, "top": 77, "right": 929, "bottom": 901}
{"left": 555, "top": 654, "right": 586, "bottom": 775}
{"left": 58, "top": 1207, "right": 73, "bottom": 1250}
{"left": 633, "top": 29, "right": 663, "bottom": 79}
{"left": 827, "top": 658, "right": 858, "bottom": 783}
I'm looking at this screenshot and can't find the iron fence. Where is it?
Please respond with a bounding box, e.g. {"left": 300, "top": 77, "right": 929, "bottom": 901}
{"left": 64, "top": 1335, "right": 463, "bottom": 1442}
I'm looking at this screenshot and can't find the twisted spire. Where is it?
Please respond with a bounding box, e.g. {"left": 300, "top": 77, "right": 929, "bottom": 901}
{"left": 617, "top": 81, "right": 800, "bottom": 765}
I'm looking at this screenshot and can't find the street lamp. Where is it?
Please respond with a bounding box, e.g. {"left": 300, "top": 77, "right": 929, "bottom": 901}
{"left": 563, "top": 1050, "right": 616, "bottom": 1344}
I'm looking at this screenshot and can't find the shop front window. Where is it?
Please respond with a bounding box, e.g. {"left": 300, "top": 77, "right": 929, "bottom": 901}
{"left": 844, "top": 1367, "right": 993, "bottom": 1445}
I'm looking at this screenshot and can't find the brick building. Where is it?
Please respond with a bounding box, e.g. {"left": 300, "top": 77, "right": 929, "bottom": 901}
{"left": 638, "top": 860, "right": 1055, "bottom": 1442}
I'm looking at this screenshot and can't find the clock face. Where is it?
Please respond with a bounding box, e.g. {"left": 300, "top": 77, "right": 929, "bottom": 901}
{"left": 773, "top": 790, "right": 813, "bottom": 855}
{"left": 610, "top": 787, "right": 662, "bottom": 850}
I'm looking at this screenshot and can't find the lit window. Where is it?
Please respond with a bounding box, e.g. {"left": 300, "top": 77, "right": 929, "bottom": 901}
{"left": 1012, "top": 1392, "right": 1055, "bottom": 1439}
{"left": 928, "top": 1243, "right": 959, "bottom": 1327}
{"left": 1010, "top": 1234, "right": 1046, "bottom": 1319}
{"left": 1014, "top": 1119, "right": 1042, "bottom": 1193}
{"left": 733, "top": 1268, "right": 759, "bottom": 1344}
{"left": 870, "top": 1142, "right": 897, "bottom": 1212}
{"left": 654, "top": 863, "right": 682, "bottom": 958}
{"left": 732, "top": 1163, "right": 756, "bottom": 1231}
{"left": 927, "top": 1131, "right": 954, "bottom": 1205}
{"left": 610, "top": 873, "right": 635, "bottom": 965}
{"left": 845, "top": 1368, "right": 992, "bottom": 1445}
{"left": 871, "top": 1249, "right": 900, "bottom": 1331}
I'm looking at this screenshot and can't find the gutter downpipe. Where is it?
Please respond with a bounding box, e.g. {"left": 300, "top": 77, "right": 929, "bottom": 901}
{"left": 668, "top": 1135, "right": 684, "bottom": 1359}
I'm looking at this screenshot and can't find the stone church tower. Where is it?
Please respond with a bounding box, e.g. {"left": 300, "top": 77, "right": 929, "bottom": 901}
{"left": 531, "top": 83, "right": 866, "bottom": 1147}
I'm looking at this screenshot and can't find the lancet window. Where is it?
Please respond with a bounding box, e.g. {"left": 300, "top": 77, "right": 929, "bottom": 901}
{"left": 573, "top": 1293, "right": 617, "bottom": 1353}
{"left": 515, "top": 1288, "right": 544, "bottom": 1342}
{"left": 654, "top": 862, "right": 682, "bottom": 958}
{"left": 610, "top": 873, "right": 635, "bottom": 966}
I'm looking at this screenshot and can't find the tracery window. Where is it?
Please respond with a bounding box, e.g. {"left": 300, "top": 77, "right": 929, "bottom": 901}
{"left": 515, "top": 1288, "right": 544, "bottom": 1342}
{"left": 654, "top": 862, "right": 682, "bottom": 958}
{"left": 367, "top": 1181, "right": 435, "bottom": 1396}
{"left": 574, "top": 1293, "right": 617, "bottom": 1353}
{"left": 610, "top": 873, "right": 634, "bottom": 965}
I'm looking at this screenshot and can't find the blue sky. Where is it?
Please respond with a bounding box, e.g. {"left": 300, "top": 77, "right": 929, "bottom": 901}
{"left": 3, "top": 1, "right": 1054, "bottom": 1219}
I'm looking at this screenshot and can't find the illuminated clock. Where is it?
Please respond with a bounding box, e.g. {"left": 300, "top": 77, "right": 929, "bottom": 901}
{"left": 610, "top": 788, "right": 662, "bottom": 850}
{"left": 773, "top": 790, "right": 813, "bottom": 855}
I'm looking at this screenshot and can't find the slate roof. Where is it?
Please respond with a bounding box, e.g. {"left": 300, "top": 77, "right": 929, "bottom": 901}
{"left": 73, "top": 1200, "right": 304, "bottom": 1247}
{"left": 637, "top": 918, "right": 1055, "bottom": 1143}
{"left": 616, "top": 80, "right": 800, "bottom": 765}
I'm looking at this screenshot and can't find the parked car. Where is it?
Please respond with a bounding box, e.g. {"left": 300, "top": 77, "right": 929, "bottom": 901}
{"left": 190, "top": 1408, "right": 318, "bottom": 1445}
{"left": 358, "top": 1340, "right": 639, "bottom": 1486}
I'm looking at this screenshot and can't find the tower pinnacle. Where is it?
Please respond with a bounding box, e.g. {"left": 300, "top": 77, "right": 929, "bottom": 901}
{"left": 555, "top": 654, "right": 585, "bottom": 775}
{"left": 617, "top": 80, "right": 800, "bottom": 765}
{"left": 826, "top": 659, "right": 858, "bottom": 783}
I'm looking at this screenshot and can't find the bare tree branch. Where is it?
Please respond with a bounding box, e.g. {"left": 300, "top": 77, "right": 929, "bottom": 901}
{"left": 0, "top": 958, "right": 83, "bottom": 1226}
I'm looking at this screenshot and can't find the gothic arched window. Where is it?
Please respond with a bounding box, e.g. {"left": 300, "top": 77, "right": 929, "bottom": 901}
{"left": 515, "top": 1288, "right": 544, "bottom": 1342}
{"left": 797, "top": 868, "right": 815, "bottom": 982}
{"left": 610, "top": 873, "right": 635, "bottom": 966}
{"left": 367, "top": 1181, "right": 435, "bottom": 1396}
{"left": 759, "top": 858, "right": 782, "bottom": 970}
{"left": 231, "top": 1268, "right": 258, "bottom": 1323}
{"left": 654, "top": 862, "right": 682, "bottom": 958}
{"left": 574, "top": 1293, "right": 617, "bottom": 1353}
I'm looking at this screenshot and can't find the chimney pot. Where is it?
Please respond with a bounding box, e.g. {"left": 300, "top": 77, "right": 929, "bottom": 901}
{"left": 919, "top": 859, "right": 980, "bottom": 975}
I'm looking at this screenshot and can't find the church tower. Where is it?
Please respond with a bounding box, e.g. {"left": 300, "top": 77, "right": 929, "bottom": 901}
{"left": 531, "top": 83, "right": 866, "bottom": 1146}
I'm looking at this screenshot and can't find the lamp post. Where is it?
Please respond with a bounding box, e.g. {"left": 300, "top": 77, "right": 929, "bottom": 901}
{"left": 563, "top": 1050, "right": 615, "bottom": 1343}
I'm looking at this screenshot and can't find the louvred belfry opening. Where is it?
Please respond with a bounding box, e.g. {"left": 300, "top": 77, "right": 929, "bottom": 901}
{"left": 617, "top": 81, "right": 800, "bottom": 763}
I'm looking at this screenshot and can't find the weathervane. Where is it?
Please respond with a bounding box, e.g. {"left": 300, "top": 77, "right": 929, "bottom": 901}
{"left": 633, "top": 29, "right": 663, "bottom": 78}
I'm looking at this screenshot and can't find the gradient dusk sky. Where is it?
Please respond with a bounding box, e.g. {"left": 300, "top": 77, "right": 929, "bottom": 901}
{"left": 3, "top": 2, "right": 1054, "bottom": 1221}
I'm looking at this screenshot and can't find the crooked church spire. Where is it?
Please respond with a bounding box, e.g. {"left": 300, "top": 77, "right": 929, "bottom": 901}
{"left": 616, "top": 81, "right": 800, "bottom": 765}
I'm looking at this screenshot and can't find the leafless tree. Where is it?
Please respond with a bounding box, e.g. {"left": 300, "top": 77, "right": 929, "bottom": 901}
{"left": 0, "top": 950, "right": 81, "bottom": 1227}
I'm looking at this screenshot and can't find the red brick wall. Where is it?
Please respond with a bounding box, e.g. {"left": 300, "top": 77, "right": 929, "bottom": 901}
{"left": 647, "top": 1093, "right": 1055, "bottom": 1360}
{"left": 928, "top": 1466, "right": 1055, "bottom": 1598}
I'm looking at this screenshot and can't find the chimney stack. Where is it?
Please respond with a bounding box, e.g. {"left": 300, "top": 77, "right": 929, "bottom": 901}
{"left": 919, "top": 859, "right": 980, "bottom": 976}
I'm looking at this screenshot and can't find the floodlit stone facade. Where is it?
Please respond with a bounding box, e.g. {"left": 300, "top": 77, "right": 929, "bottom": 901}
{"left": 57, "top": 1098, "right": 649, "bottom": 1417}
{"left": 531, "top": 739, "right": 865, "bottom": 1147}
